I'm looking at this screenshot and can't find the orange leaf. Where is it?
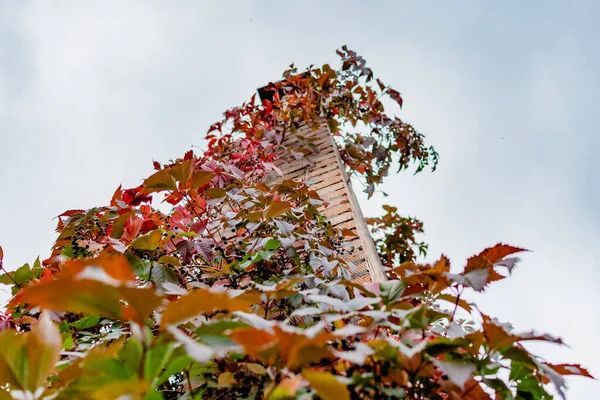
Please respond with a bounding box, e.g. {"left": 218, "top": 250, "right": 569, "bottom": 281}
{"left": 161, "top": 289, "right": 254, "bottom": 328}
{"left": 479, "top": 243, "right": 527, "bottom": 264}
{"left": 61, "top": 252, "right": 136, "bottom": 282}
{"left": 545, "top": 363, "right": 594, "bottom": 378}
{"left": 230, "top": 328, "right": 276, "bottom": 357}
{"left": 20, "top": 276, "right": 161, "bottom": 324}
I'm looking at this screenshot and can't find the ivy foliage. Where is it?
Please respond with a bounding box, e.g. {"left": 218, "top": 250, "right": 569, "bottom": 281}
{"left": 0, "top": 48, "right": 592, "bottom": 400}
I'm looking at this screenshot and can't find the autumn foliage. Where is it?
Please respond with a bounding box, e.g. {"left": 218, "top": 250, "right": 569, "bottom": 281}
{"left": 0, "top": 47, "right": 592, "bottom": 399}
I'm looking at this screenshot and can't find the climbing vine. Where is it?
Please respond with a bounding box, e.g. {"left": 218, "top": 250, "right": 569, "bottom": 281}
{"left": 0, "top": 48, "right": 591, "bottom": 400}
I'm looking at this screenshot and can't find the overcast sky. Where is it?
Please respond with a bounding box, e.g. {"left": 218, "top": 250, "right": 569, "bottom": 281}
{"left": 1, "top": 1, "right": 598, "bottom": 397}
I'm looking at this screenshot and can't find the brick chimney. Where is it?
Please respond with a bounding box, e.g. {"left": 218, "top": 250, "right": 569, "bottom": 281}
{"left": 258, "top": 86, "right": 387, "bottom": 283}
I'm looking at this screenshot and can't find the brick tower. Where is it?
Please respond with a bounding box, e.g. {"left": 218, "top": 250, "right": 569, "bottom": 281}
{"left": 259, "top": 87, "right": 387, "bottom": 283}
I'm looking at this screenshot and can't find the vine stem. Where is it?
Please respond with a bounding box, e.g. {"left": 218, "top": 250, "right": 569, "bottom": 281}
{"left": 451, "top": 287, "right": 464, "bottom": 322}
{"left": 0, "top": 263, "right": 19, "bottom": 288}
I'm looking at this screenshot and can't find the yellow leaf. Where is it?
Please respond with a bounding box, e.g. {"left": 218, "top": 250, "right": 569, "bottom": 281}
{"left": 246, "top": 363, "right": 267, "bottom": 375}
{"left": 304, "top": 370, "right": 350, "bottom": 400}
{"left": 157, "top": 255, "right": 182, "bottom": 267}
{"left": 27, "top": 312, "right": 62, "bottom": 389}
{"left": 89, "top": 380, "right": 149, "bottom": 400}
{"left": 131, "top": 230, "right": 162, "bottom": 251}
{"left": 0, "top": 312, "right": 63, "bottom": 391}
{"left": 266, "top": 377, "right": 302, "bottom": 400}
{"left": 0, "top": 330, "right": 27, "bottom": 389}
{"left": 203, "top": 188, "right": 226, "bottom": 199}
{"left": 218, "top": 372, "right": 236, "bottom": 387}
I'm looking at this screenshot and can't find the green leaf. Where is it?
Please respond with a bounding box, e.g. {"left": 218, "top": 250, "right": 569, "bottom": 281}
{"left": 516, "top": 377, "right": 551, "bottom": 399}
{"left": 13, "top": 264, "right": 34, "bottom": 285}
{"left": 150, "top": 263, "right": 179, "bottom": 288}
{"left": 264, "top": 238, "right": 281, "bottom": 251}
{"left": 119, "top": 337, "right": 143, "bottom": 375}
{"left": 0, "top": 274, "right": 14, "bottom": 285}
{"left": 144, "top": 390, "right": 165, "bottom": 400}
{"left": 143, "top": 169, "right": 177, "bottom": 193}
{"left": 144, "top": 343, "right": 175, "bottom": 385}
{"left": 127, "top": 253, "right": 151, "bottom": 280}
{"left": 195, "top": 320, "right": 248, "bottom": 336}
{"left": 131, "top": 230, "right": 162, "bottom": 251}
{"left": 510, "top": 361, "right": 535, "bottom": 382}
{"left": 155, "top": 353, "right": 193, "bottom": 386}
{"left": 382, "top": 387, "right": 405, "bottom": 398}
{"left": 484, "top": 378, "right": 513, "bottom": 399}
{"left": 70, "top": 315, "right": 101, "bottom": 330}
{"left": 193, "top": 321, "right": 248, "bottom": 350}
{"left": 380, "top": 280, "right": 406, "bottom": 304}
{"left": 32, "top": 257, "right": 43, "bottom": 279}
{"left": 425, "top": 337, "right": 469, "bottom": 356}
{"left": 239, "top": 251, "right": 275, "bottom": 269}
{"left": 110, "top": 211, "right": 134, "bottom": 239}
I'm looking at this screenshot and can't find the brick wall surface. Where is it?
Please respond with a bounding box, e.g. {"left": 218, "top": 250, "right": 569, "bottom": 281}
{"left": 273, "top": 120, "right": 386, "bottom": 283}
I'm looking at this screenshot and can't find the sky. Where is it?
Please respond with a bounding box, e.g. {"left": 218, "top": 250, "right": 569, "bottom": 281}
{"left": 0, "top": 1, "right": 598, "bottom": 397}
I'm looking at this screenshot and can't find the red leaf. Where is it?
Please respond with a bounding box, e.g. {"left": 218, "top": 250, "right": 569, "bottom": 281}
{"left": 123, "top": 186, "right": 153, "bottom": 206}
{"left": 387, "top": 89, "right": 403, "bottom": 108}
{"left": 110, "top": 185, "right": 123, "bottom": 207}
{"left": 153, "top": 160, "right": 161, "bottom": 170}
{"left": 56, "top": 209, "right": 86, "bottom": 218}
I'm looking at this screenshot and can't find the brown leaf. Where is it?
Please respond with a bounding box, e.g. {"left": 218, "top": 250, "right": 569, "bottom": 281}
{"left": 264, "top": 201, "right": 291, "bottom": 219}
{"left": 190, "top": 171, "right": 215, "bottom": 191}
{"left": 169, "top": 159, "right": 195, "bottom": 186}
{"left": 143, "top": 169, "right": 177, "bottom": 193}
